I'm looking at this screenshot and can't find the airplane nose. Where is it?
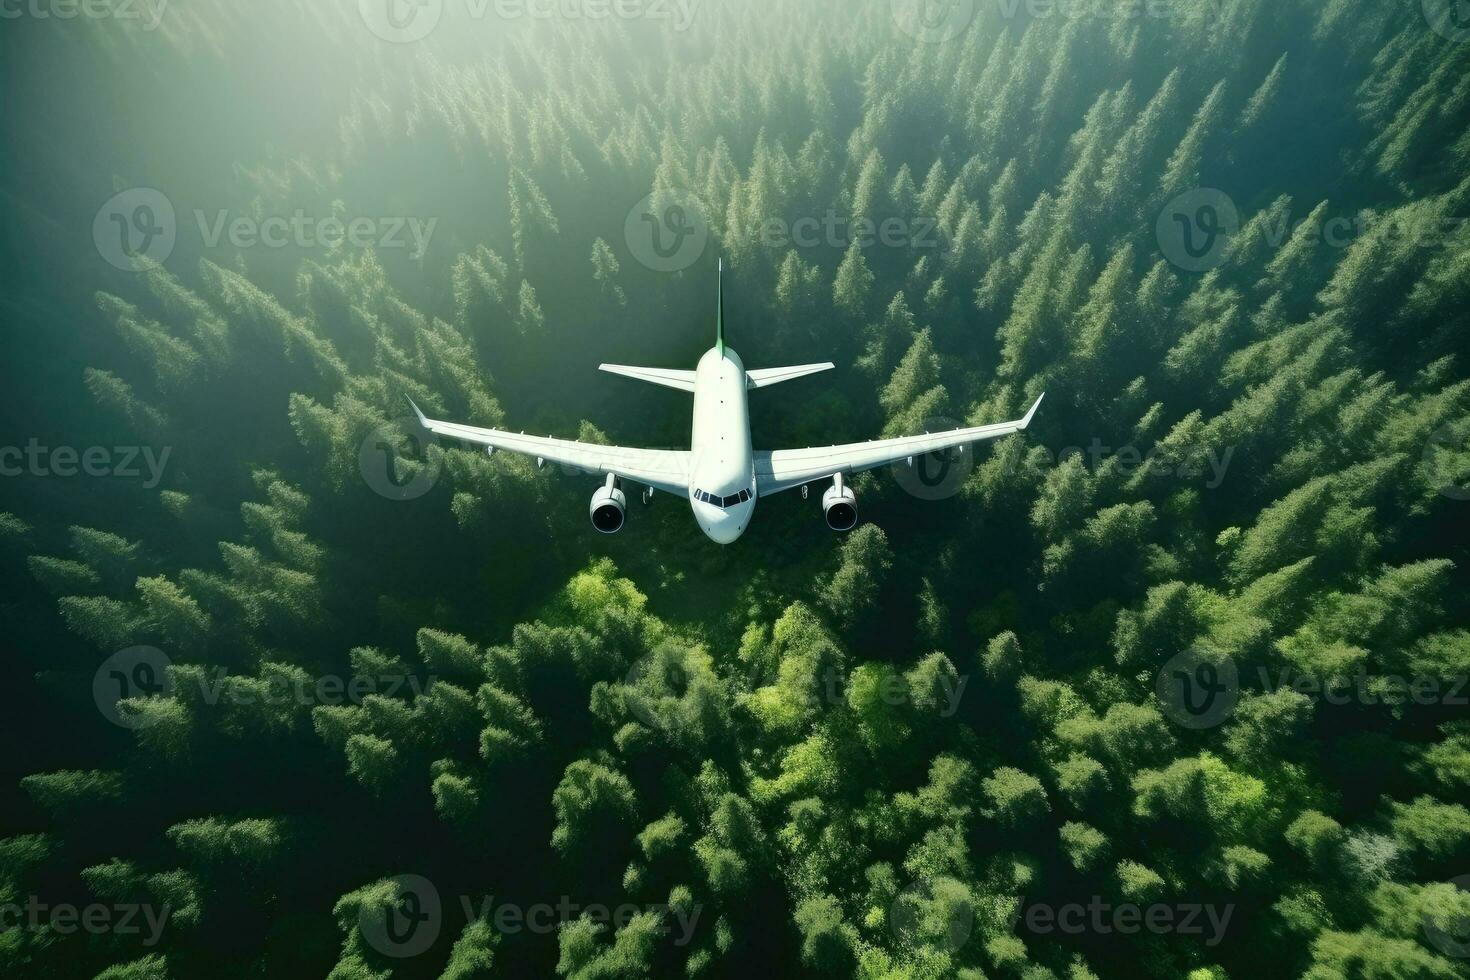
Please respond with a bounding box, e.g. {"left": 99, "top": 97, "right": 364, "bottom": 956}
{"left": 694, "top": 501, "right": 748, "bottom": 544}
{"left": 705, "top": 522, "right": 743, "bottom": 544}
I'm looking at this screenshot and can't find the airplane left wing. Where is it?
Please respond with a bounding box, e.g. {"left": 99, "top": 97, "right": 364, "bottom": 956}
{"left": 755, "top": 393, "right": 1044, "bottom": 495}
{"left": 408, "top": 399, "right": 692, "bottom": 495}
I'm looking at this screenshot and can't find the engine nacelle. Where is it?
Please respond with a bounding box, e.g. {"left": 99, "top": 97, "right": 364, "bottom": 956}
{"left": 822, "top": 475, "right": 858, "bottom": 531}
{"left": 590, "top": 478, "right": 627, "bottom": 533}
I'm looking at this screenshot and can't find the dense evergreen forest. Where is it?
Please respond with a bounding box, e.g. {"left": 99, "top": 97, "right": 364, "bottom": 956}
{"left": 3, "top": 0, "right": 1470, "bottom": 976}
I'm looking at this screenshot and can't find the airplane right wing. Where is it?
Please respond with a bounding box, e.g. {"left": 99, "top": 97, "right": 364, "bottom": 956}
{"left": 409, "top": 399, "right": 692, "bottom": 495}
{"left": 754, "top": 393, "right": 1044, "bottom": 495}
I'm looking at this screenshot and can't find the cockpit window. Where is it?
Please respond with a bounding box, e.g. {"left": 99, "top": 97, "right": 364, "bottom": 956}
{"left": 695, "top": 488, "right": 752, "bottom": 508}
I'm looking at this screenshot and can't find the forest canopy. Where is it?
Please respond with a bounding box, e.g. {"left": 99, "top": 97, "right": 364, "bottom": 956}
{"left": 1, "top": 0, "right": 1470, "bottom": 977}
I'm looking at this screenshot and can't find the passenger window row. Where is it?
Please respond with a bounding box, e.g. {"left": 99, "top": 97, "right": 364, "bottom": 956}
{"left": 695, "top": 488, "right": 752, "bottom": 507}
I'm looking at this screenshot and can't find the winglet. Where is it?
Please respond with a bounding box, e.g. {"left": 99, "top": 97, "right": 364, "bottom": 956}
{"left": 407, "top": 395, "right": 428, "bottom": 426}
{"left": 1020, "top": 392, "right": 1045, "bottom": 429}
{"left": 716, "top": 257, "right": 725, "bottom": 355}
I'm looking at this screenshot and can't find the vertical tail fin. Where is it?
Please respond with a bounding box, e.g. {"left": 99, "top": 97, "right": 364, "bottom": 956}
{"left": 716, "top": 258, "right": 725, "bottom": 355}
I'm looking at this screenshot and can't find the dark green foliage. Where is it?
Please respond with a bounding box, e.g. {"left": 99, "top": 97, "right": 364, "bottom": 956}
{"left": 5, "top": 1, "right": 1470, "bottom": 978}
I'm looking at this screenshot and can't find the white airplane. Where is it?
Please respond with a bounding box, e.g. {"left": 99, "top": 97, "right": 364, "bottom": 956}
{"left": 410, "top": 260, "right": 1044, "bottom": 544}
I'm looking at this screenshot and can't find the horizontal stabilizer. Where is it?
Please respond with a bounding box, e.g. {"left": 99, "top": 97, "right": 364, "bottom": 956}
{"left": 598, "top": 364, "right": 697, "bottom": 392}
{"left": 746, "top": 362, "right": 835, "bottom": 389}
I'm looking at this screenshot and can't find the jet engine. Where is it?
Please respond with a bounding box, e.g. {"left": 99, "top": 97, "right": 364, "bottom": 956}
{"left": 590, "top": 474, "right": 626, "bottom": 533}
{"left": 822, "top": 473, "right": 858, "bottom": 531}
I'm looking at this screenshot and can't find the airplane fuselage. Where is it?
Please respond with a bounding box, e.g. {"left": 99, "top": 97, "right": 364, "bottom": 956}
{"left": 689, "top": 346, "right": 756, "bottom": 543}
